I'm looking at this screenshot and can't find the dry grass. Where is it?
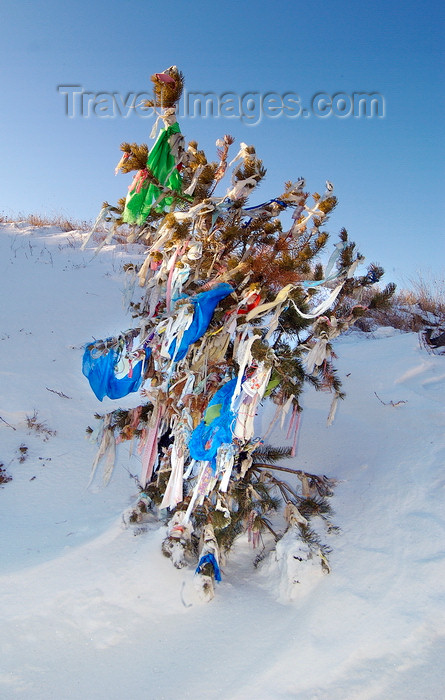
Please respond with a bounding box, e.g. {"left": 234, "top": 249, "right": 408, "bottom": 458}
{"left": 0, "top": 213, "right": 91, "bottom": 232}
{"left": 26, "top": 410, "right": 57, "bottom": 441}
{"left": 355, "top": 273, "right": 445, "bottom": 333}
{"left": 1, "top": 211, "right": 130, "bottom": 254}
{"left": 407, "top": 273, "right": 445, "bottom": 320}
{"left": 22, "top": 214, "right": 91, "bottom": 232}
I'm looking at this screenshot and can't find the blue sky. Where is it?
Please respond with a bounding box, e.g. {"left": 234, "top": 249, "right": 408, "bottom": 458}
{"left": 1, "top": 0, "right": 443, "bottom": 288}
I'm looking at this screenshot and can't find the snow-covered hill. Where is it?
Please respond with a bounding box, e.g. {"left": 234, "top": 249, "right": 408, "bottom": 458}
{"left": 1, "top": 222, "right": 444, "bottom": 699}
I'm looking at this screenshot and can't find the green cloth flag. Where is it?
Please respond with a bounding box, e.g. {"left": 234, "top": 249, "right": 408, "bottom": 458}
{"left": 204, "top": 403, "right": 222, "bottom": 426}
{"left": 123, "top": 122, "right": 182, "bottom": 225}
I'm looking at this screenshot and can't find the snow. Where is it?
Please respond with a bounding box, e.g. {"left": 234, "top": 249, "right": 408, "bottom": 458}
{"left": 1, "top": 222, "right": 445, "bottom": 699}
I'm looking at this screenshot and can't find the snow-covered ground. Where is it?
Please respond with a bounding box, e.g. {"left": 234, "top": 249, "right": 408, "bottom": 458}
{"left": 1, "top": 222, "right": 444, "bottom": 699}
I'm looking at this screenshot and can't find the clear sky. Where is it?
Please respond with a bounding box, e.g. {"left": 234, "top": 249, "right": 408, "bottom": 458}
{"left": 1, "top": 0, "right": 443, "bottom": 288}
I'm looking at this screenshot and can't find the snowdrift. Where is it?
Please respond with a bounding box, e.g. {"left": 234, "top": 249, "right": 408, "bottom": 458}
{"left": 1, "top": 223, "right": 444, "bottom": 699}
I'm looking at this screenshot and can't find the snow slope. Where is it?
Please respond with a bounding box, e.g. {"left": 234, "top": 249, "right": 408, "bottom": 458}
{"left": 1, "top": 223, "right": 444, "bottom": 699}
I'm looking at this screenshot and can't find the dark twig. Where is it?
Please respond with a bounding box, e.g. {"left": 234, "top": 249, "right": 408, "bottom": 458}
{"left": 0, "top": 415, "right": 16, "bottom": 430}
{"left": 374, "top": 391, "right": 407, "bottom": 407}
{"left": 253, "top": 462, "right": 305, "bottom": 476}
{"left": 46, "top": 387, "right": 72, "bottom": 399}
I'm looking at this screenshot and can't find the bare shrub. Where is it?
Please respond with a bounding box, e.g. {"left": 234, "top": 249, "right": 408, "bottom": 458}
{"left": 0, "top": 463, "right": 12, "bottom": 485}
{"left": 352, "top": 273, "right": 445, "bottom": 333}
{"left": 408, "top": 273, "right": 445, "bottom": 322}
{"left": 26, "top": 411, "right": 56, "bottom": 441}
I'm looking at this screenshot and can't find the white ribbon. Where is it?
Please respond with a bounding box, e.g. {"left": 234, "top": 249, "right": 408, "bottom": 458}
{"left": 231, "top": 331, "right": 258, "bottom": 409}
{"left": 217, "top": 444, "right": 236, "bottom": 493}
{"left": 149, "top": 107, "right": 177, "bottom": 139}
{"left": 81, "top": 205, "right": 113, "bottom": 251}
{"left": 291, "top": 283, "right": 344, "bottom": 319}
{"left": 327, "top": 393, "right": 340, "bottom": 426}
{"left": 183, "top": 165, "right": 204, "bottom": 196}
{"left": 159, "top": 302, "right": 194, "bottom": 360}
{"left": 226, "top": 176, "right": 258, "bottom": 201}
{"left": 159, "top": 441, "right": 185, "bottom": 510}
{"left": 228, "top": 142, "right": 251, "bottom": 167}
{"left": 305, "top": 338, "right": 330, "bottom": 374}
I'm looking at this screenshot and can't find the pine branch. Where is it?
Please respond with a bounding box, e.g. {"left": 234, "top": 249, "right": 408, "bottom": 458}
{"left": 252, "top": 444, "right": 293, "bottom": 463}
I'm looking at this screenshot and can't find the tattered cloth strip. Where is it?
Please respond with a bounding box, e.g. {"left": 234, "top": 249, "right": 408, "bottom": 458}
{"left": 304, "top": 317, "right": 341, "bottom": 374}
{"left": 247, "top": 509, "right": 262, "bottom": 548}
{"left": 217, "top": 443, "right": 236, "bottom": 492}
{"left": 262, "top": 393, "right": 295, "bottom": 441}
{"left": 327, "top": 393, "right": 340, "bottom": 426}
{"left": 233, "top": 362, "right": 272, "bottom": 441}
{"left": 137, "top": 222, "right": 177, "bottom": 287}
{"left": 122, "top": 121, "right": 183, "bottom": 225}
{"left": 286, "top": 404, "right": 301, "bottom": 457}
{"left": 240, "top": 198, "right": 287, "bottom": 227}
{"left": 159, "top": 303, "right": 195, "bottom": 366}
{"left": 159, "top": 440, "right": 185, "bottom": 510}
{"left": 300, "top": 242, "right": 346, "bottom": 289}
{"left": 114, "top": 150, "right": 130, "bottom": 176}
{"left": 88, "top": 413, "right": 116, "bottom": 487}
{"left": 245, "top": 244, "right": 360, "bottom": 326}
{"left": 246, "top": 281, "right": 342, "bottom": 329}
{"left": 228, "top": 142, "right": 251, "bottom": 167}
{"left": 165, "top": 240, "right": 189, "bottom": 313}
{"left": 284, "top": 502, "right": 308, "bottom": 526}
{"left": 305, "top": 337, "right": 331, "bottom": 375}
{"left": 81, "top": 205, "right": 114, "bottom": 252}
{"left": 293, "top": 285, "right": 345, "bottom": 320}
{"left": 183, "top": 461, "right": 214, "bottom": 523}
{"left": 183, "top": 164, "right": 204, "bottom": 196}
{"left": 159, "top": 407, "right": 192, "bottom": 510}
{"left": 231, "top": 330, "right": 258, "bottom": 408}
{"left": 245, "top": 284, "right": 295, "bottom": 324}
{"left": 196, "top": 523, "right": 222, "bottom": 581}
{"left": 140, "top": 401, "right": 166, "bottom": 487}
{"left": 191, "top": 327, "right": 232, "bottom": 370}
{"left": 280, "top": 394, "right": 295, "bottom": 430}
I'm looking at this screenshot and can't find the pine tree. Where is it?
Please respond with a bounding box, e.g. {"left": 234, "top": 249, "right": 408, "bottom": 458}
{"left": 83, "top": 66, "right": 394, "bottom": 599}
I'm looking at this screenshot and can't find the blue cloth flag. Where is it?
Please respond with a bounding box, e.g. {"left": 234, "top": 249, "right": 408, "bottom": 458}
{"left": 188, "top": 378, "right": 237, "bottom": 463}
{"left": 196, "top": 553, "right": 222, "bottom": 581}
{"left": 82, "top": 343, "right": 150, "bottom": 401}
{"left": 168, "top": 283, "right": 233, "bottom": 361}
